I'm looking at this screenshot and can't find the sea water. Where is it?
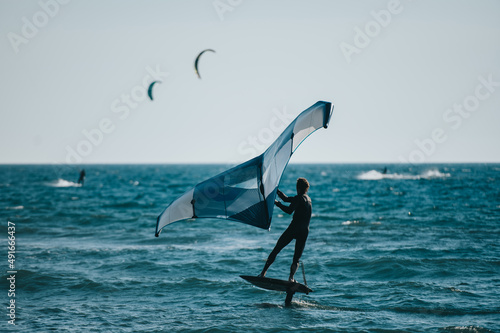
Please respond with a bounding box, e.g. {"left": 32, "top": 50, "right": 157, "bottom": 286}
{"left": 1, "top": 164, "right": 499, "bottom": 332}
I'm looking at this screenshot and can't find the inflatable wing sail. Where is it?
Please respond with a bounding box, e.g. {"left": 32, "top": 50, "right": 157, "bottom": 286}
{"left": 155, "top": 101, "right": 333, "bottom": 237}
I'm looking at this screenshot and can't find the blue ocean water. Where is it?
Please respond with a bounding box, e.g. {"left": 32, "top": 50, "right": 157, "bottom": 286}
{"left": 1, "top": 164, "right": 499, "bottom": 332}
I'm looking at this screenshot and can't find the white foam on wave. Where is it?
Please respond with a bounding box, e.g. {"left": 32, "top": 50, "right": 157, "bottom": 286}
{"left": 342, "top": 220, "right": 361, "bottom": 225}
{"left": 357, "top": 169, "right": 450, "bottom": 180}
{"left": 421, "top": 169, "right": 451, "bottom": 178}
{"left": 6, "top": 206, "right": 24, "bottom": 210}
{"left": 342, "top": 220, "right": 381, "bottom": 226}
{"left": 47, "top": 178, "right": 82, "bottom": 187}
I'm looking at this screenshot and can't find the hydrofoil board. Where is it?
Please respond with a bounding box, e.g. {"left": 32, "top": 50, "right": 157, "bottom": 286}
{"left": 240, "top": 275, "right": 312, "bottom": 294}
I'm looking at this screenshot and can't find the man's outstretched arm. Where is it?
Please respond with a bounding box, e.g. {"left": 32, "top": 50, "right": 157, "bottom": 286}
{"left": 277, "top": 189, "right": 292, "bottom": 202}
{"left": 275, "top": 200, "right": 295, "bottom": 215}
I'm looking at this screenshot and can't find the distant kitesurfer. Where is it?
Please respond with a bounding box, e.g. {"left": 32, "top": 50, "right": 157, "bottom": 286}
{"left": 382, "top": 167, "right": 387, "bottom": 174}
{"left": 258, "top": 178, "right": 312, "bottom": 282}
{"left": 78, "top": 169, "right": 86, "bottom": 186}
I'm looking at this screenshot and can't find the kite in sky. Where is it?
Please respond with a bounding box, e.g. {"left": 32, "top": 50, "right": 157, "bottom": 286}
{"left": 194, "top": 49, "right": 216, "bottom": 79}
{"left": 147, "top": 81, "right": 161, "bottom": 101}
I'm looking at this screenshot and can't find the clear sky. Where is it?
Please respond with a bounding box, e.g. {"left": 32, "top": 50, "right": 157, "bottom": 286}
{"left": 1, "top": 0, "right": 499, "bottom": 164}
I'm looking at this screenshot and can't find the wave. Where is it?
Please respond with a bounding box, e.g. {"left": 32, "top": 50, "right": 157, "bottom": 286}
{"left": 3, "top": 269, "right": 118, "bottom": 294}
{"left": 357, "top": 169, "right": 451, "bottom": 180}
{"left": 5, "top": 205, "right": 24, "bottom": 210}
{"left": 440, "top": 326, "right": 494, "bottom": 333}
{"left": 47, "top": 178, "right": 82, "bottom": 187}
{"left": 342, "top": 220, "right": 381, "bottom": 226}
{"left": 389, "top": 306, "right": 497, "bottom": 316}
{"left": 101, "top": 201, "right": 141, "bottom": 208}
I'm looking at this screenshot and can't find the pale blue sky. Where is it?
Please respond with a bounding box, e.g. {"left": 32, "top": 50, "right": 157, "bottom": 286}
{"left": 1, "top": 0, "right": 499, "bottom": 164}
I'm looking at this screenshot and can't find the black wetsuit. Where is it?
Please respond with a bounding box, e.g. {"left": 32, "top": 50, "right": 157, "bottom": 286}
{"left": 78, "top": 170, "right": 86, "bottom": 186}
{"left": 265, "top": 190, "right": 312, "bottom": 270}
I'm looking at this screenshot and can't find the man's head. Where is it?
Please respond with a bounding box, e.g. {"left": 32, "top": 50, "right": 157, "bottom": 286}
{"left": 296, "top": 177, "right": 309, "bottom": 195}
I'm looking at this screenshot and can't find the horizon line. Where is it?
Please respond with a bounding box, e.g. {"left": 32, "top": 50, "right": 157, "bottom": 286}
{"left": 1, "top": 161, "right": 500, "bottom": 166}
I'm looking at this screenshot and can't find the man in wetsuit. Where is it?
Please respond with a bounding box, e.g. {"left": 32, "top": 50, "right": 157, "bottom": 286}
{"left": 258, "top": 177, "right": 312, "bottom": 282}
